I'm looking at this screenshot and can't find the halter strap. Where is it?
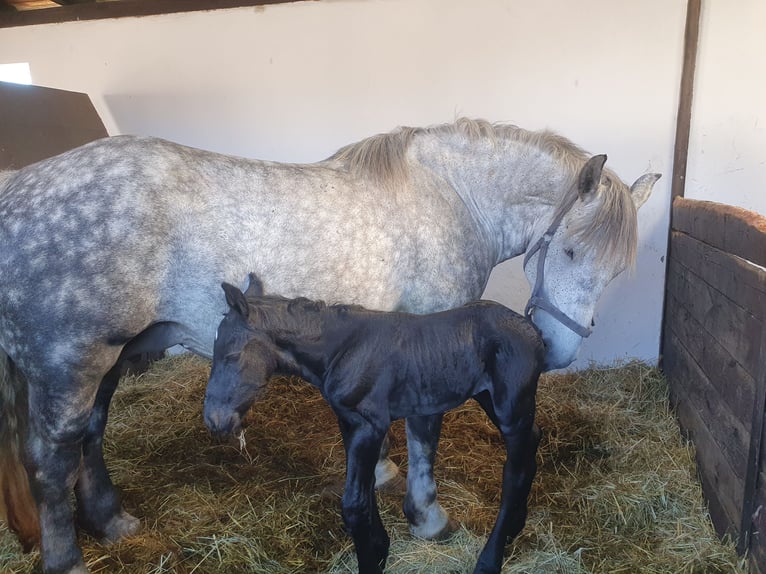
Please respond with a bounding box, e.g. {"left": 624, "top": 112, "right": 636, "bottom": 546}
{"left": 523, "top": 209, "right": 593, "bottom": 339}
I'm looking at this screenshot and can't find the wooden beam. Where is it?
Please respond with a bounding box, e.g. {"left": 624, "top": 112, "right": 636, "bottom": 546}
{"left": 0, "top": 0, "right": 310, "bottom": 28}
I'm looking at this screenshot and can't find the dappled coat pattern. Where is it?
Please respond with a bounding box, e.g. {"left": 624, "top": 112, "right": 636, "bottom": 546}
{"left": 0, "top": 119, "right": 657, "bottom": 573}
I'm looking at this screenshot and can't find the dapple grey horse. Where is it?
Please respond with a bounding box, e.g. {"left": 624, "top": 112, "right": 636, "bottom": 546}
{"left": 0, "top": 118, "right": 658, "bottom": 573}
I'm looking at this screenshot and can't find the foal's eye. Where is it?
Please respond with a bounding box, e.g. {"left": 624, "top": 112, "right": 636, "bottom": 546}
{"left": 564, "top": 248, "right": 575, "bottom": 260}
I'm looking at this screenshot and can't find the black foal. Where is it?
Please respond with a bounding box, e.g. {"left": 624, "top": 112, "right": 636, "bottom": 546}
{"left": 204, "top": 275, "right": 544, "bottom": 574}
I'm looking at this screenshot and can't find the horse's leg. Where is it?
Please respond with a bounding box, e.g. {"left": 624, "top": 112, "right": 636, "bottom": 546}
{"left": 402, "top": 414, "right": 455, "bottom": 540}
{"left": 74, "top": 362, "right": 139, "bottom": 542}
{"left": 24, "top": 369, "right": 104, "bottom": 574}
{"left": 75, "top": 323, "right": 183, "bottom": 542}
{"left": 472, "top": 390, "right": 539, "bottom": 574}
{"left": 337, "top": 414, "right": 389, "bottom": 574}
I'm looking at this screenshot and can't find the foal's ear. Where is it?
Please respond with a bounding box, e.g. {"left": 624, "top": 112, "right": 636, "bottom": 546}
{"left": 577, "top": 154, "right": 608, "bottom": 201}
{"left": 244, "top": 273, "right": 264, "bottom": 297}
{"left": 222, "top": 282, "right": 249, "bottom": 319}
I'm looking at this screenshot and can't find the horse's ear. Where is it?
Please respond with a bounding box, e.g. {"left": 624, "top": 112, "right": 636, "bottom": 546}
{"left": 577, "top": 154, "right": 608, "bottom": 201}
{"left": 629, "top": 172, "right": 661, "bottom": 210}
{"left": 244, "top": 273, "right": 264, "bottom": 297}
{"left": 222, "top": 282, "right": 249, "bottom": 319}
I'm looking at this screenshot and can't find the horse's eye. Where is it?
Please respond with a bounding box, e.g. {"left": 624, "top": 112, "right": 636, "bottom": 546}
{"left": 564, "top": 248, "right": 575, "bottom": 260}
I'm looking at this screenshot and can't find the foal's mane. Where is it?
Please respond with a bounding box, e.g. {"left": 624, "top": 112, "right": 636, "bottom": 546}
{"left": 329, "top": 117, "right": 638, "bottom": 266}
{"left": 247, "top": 295, "right": 368, "bottom": 339}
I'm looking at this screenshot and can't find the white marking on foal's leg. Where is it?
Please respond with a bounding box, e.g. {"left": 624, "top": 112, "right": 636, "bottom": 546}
{"left": 405, "top": 464, "right": 451, "bottom": 540}
{"left": 374, "top": 458, "right": 400, "bottom": 487}
{"left": 373, "top": 433, "right": 401, "bottom": 489}
{"left": 403, "top": 429, "right": 453, "bottom": 540}
{"left": 409, "top": 501, "right": 452, "bottom": 540}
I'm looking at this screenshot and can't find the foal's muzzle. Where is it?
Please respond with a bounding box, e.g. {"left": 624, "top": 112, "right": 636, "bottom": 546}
{"left": 204, "top": 408, "right": 242, "bottom": 438}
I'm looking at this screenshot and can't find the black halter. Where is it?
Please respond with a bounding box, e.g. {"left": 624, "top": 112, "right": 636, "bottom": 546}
{"left": 523, "top": 209, "right": 593, "bottom": 339}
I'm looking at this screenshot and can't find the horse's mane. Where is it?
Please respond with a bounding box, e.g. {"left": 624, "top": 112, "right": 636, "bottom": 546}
{"left": 552, "top": 171, "right": 639, "bottom": 267}
{"left": 328, "top": 117, "right": 588, "bottom": 186}
{"left": 329, "top": 117, "right": 637, "bottom": 266}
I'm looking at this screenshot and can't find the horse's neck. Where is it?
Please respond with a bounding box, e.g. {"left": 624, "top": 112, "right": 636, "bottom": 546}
{"left": 410, "top": 133, "right": 575, "bottom": 263}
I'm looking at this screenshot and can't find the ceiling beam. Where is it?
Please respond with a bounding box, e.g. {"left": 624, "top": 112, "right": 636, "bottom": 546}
{"left": 0, "top": 0, "right": 309, "bottom": 28}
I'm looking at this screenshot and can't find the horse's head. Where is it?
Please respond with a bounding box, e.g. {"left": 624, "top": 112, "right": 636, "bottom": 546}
{"left": 523, "top": 155, "right": 660, "bottom": 370}
{"left": 204, "top": 277, "right": 274, "bottom": 437}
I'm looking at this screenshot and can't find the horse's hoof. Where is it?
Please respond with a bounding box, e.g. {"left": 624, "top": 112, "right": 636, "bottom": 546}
{"left": 100, "top": 510, "right": 141, "bottom": 544}
{"left": 66, "top": 564, "right": 90, "bottom": 574}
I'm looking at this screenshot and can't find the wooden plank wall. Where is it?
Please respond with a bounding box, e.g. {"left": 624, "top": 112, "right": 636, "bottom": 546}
{"left": 0, "top": 81, "right": 108, "bottom": 169}
{"left": 663, "top": 197, "right": 766, "bottom": 572}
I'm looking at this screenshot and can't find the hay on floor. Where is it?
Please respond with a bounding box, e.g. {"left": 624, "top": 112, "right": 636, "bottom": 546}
{"left": 0, "top": 357, "right": 746, "bottom": 573}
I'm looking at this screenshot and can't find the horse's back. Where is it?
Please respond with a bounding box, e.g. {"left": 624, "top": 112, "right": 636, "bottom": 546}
{"left": 0, "top": 134, "right": 495, "bottom": 373}
{"left": 0, "top": 136, "right": 222, "bottom": 365}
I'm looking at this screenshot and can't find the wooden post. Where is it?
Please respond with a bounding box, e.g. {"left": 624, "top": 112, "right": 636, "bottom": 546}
{"left": 659, "top": 0, "right": 702, "bottom": 369}
{"left": 741, "top": 329, "right": 766, "bottom": 556}
{"left": 671, "top": 0, "right": 702, "bottom": 202}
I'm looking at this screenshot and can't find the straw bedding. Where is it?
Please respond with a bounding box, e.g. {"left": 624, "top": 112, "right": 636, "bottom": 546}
{"left": 0, "top": 356, "right": 746, "bottom": 573}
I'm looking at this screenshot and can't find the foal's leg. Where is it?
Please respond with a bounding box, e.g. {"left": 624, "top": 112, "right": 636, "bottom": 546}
{"left": 473, "top": 390, "right": 539, "bottom": 574}
{"left": 403, "top": 414, "right": 454, "bottom": 539}
{"left": 75, "top": 362, "right": 140, "bottom": 542}
{"left": 337, "top": 415, "right": 390, "bottom": 574}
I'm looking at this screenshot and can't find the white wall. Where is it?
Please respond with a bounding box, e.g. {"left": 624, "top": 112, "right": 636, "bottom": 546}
{"left": 0, "top": 0, "right": 686, "bottom": 369}
{"left": 686, "top": 0, "right": 766, "bottom": 216}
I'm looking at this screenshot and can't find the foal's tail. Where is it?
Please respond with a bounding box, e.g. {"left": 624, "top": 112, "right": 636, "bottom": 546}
{"left": 0, "top": 346, "right": 40, "bottom": 551}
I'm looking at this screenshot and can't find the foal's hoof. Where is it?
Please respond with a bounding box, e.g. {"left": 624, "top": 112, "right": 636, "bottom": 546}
{"left": 100, "top": 510, "right": 141, "bottom": 544}
{"left": 410, "top": 514, "right": 459, "bottom": 541}
{"left": 320, "top": 478, "right": 345, "bottom": 501}
{"left": 431, "top": 517, "right": 459, "bottom": 541}
{"left": 375, "top": 471, "right": 406, "bottom": 495}
{"left": 374, "top": 458, "right": 401, "bottom": 490}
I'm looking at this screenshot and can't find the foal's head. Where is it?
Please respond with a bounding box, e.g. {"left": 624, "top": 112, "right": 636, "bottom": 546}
{"left": 204, "top": 277, "right": 275, "bottom": 437}
{"left": 204, "top": 276, "right": 328, "bottom": 436}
